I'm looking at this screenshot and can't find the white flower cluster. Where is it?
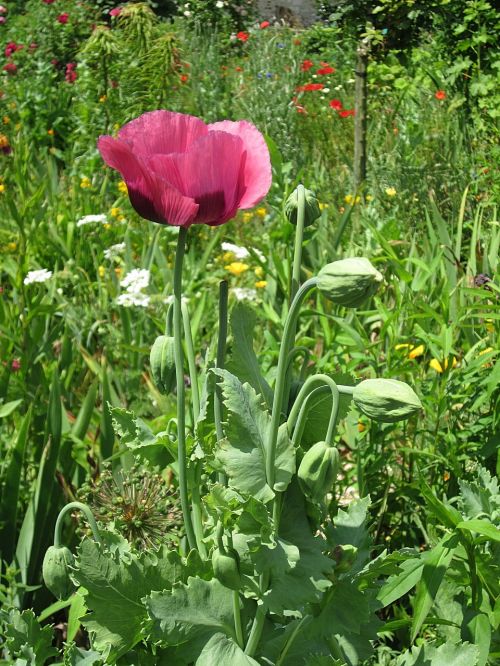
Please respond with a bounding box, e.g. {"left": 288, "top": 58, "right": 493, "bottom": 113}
{"left": 77, "top": 214, "right": 108, "bottom": 227}
{"left": 222, "top": 242, "right": 265, "bottom": 262}
{"left": 232, "top": 287, "right": 257, "bottom": 302}
{"left": 104, "top": 243, "right": 126, "bottom": 260}
{"left": 24, "top": 269, "right": 53, "bottom": 285}
{"left": 117, "top": 268, "right": 151, "bottom": 308}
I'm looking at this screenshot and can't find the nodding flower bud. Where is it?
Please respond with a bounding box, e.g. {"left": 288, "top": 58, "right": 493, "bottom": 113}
{"left": 42, "top": 545, "right": 75, "bottom": 600}
{"left": 284, "top": 186, "right": 321, "bottom": 228}
{"left": 298, "top": 441, "right": 340, "bottom": 504}
{"left": 317, "top": 258, "right": 383, "bottom": 307}
{"left": 212, "top": 546, "right": 243, "bottom": 590}
{"left": 353, "top": 378, "right": 422, "bottom": 423}
{"left": 150, "top": 335, "right": 176, "bottom": 395}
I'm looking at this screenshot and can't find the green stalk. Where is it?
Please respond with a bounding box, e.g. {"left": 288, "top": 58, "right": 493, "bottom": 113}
{"left": 287, "top": 374, "right": 341, "bottom": 447}
{"left": 181, "top": 302, "right": 200, "bottom": 422}
{"left": 276, "top": 616, "right": 309, "bottom": 666}
{"left": 173, "top": 226, "right": 196, "bottom": 551}
{"left": 244, "top": 603, "right": 266, "bottom": 656}
{"left": 266, "top": 278, "right": 318, "bottom": 489}
{"left": 233, "top": 591, "right": 244, "bottom": 648}
{"left": 53, "top": 502, "right": 101, "bottom": 548}
{"left": 214, "top": 281, "right": 229, "bottom": 486}
{"left": 290, "top": 184, "right": 306, "bottom": 302}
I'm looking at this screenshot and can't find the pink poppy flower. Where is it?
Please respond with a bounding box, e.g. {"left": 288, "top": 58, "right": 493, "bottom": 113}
{"left": 98, "top": 110, "right": 272, "bottom": 228}
{"left": 109, "top": 7, "right": 121, "bottom": 17}
{"left": 57, "top": 12, "right": 69, "bottom": 23}
{"left": 3, "top": 62, "right": 17, "bottom": 74}
{"left": 0, "top": 5, "right": 7, "bottom": 13}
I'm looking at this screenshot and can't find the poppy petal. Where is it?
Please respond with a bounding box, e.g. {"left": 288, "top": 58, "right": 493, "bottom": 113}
{"left": 208, "top": 120, "right": 272, "bottom": 209}
{"left": 118, "top": 110, "right": 208, "bottom": 158}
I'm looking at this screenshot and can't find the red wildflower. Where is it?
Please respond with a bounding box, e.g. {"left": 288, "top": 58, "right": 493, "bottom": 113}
{"left": 11, "top": 358, "right": 21, "bottom": 372}
{"left": 97, "top": 110, "right": 272, "bottom": 228}
{"left": 329, "top": 99, "right": 342, "bottom": 110}
{"left": 57, "top": 12, "right": 69, "bottom": 23}
{"left": 316, "top": 66, "right": 335, "bottom": 75}
{"left": 2, "top": 62, "right": 17, "bottom": 74}
{"left": 109, "top": 7, "right": 121, "bottom": 17}
{"left": 300, "top": 59, "right": 313, "bottom": 71}
{"left": 235, "top": 66, "right": 242, "bottom": 72}
{"left": 65, "top": 62, "right": 77, "bottom": 83}
{"left": 296, "top": 83, "right": 324, "bottom": 92}
{"left": 293, "top": 39, "right": 301, "bottom": 45}
{"left": 339, "top": 109, "right": 355, "bottom": 118}
{"left": 236, "top": 31, "right": 249, "bottom": 42}
{"left": 435, "top": 90, "right": 446, "bottom": 100}
{"left": 5, "top": 41, "right": 22, "bottom": 57}
{"left": 43, "top": 0, "right": 56, "bottom": 3}
{"left": 259, "top": 20, "right": 270, "bottom": 29}
{"left": 319, "top": 61, "right": 330, "bottom": 67}
{"left": 180, "top": 74, "right": 188, "bottom": 83}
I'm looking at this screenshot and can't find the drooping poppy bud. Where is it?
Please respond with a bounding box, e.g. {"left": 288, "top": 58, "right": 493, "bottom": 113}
{"left": 150, "top": 335, "right": 176, "bottom": 395}
{"left": 298, "top": 441, "right": 339, "bottom": 504}
{"left": 284, "top": 186, "right": 321, "bottom": 228}
{"left": 353, "top": 378, "right": 422, "bottom": 423}
{"left": 42, "top": 545, "right": 75, "bottom": 599}
{"left": 317, "top": 257, "right": 383, "bottom": 307}
{"left": 212, "top": 546, "right": 243, "bottom": 590}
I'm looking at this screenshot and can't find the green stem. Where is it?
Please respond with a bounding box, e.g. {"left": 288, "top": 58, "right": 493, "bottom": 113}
{"left": 173, "top": 226, "right": 196, "bottom": 551}
{"left": 244, "top": 603, "right": 266, "bottom": 656}
{"left": 215, "top": 281, "right": 229, "bottom": 486}
{"left": 54, "top": 502, "right": 101, "bottom": 548}
{"left": 266, "top": 278, "right": 318, "bottom": 489}
{"left": 287, "top": 374, "right": 341, "bottom": 447}
{"left": 276, "top": 616, "right": 309, "bottom": 666}
{"left": 290, "top": 184, "right": 306, "bottom": 302}
{"left": 290, "top": 386, "right": 329, "bottom": 448}
{"left": 181, "top": 302, "right": 200, "bottom": 422}
{"left": 465, "top": 540, "right": 480, "bottom": 610}
{"left": 233, "top": 591, "right": 244, "bottom": 648}
{"left": 191, "top": 470, "right": 207, "bottom": 559}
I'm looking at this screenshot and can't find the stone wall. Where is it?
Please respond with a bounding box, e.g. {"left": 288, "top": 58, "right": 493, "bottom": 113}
{"left": 256, "top": 0, "right": 317, "bottom": 26}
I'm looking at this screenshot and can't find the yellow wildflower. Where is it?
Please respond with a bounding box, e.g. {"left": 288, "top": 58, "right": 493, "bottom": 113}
{"left": 430, "top": 357, "right": 457, "bottom": 373}
{"left": 104, "top": 223, "right": 111, "bottom": 230}
{"left": 255, "top": 266, "right": 264, "bottom": 278}
{"left": 113, "top": 123, "right": 120, "bottom": 132}
{"left": 485, "top": 319, "right": 494, "bottom": 333}
{"left": 114, "top": 267, "right": 123, "bottom": 277}
{"left": 0, "top": 134, "right": 9, "bottom": 150}
{"left": 479, "top": 347, "right": 493, "bottom": 356}
{"left": 99, "top": 95, "right": 107, "bottom": 103}
{"left": 385, "top": 187, "right": 397, "bottom": 197}
{"left": 222, "top": 251, "right": 235, "bottom": 263}
{"left": 366, "top": 194, "right": 373, "bottom": 202}
{"left": 117, "top": 180, "right": 128, "bottom": 194}
{"left": 242, "top": 212, "right": 253, "bottom": 223}
{"left": 408, "top": 344, "right": 425, "bottom": 359}
{"left": 255, "top": 280, "right": 267, "bottom": 288}
{"left": 3, "top": 116, "right": 10, "bottom": 124}
{"left": 110, "top": 207, "right": 121, "bottom": 218}
{"left": 319, "top": 202, "right": 328, "bottom": 211}
{"left": 7, "top": 241, "right": 17, "bottom": 251}
{"left": 80, "top": 176, "right": 92, "bottom": 189}
{"left": 98, "top": 265, "right": 105, "bottom": 278}
{"left": 47, "top": 128, "right": 55, "bottom": 136}
{"left": 255, "top": 207, "right": 267, "bottom": 218}
{"left": 0, "top": 183, "right": 5, "bottom": 194}
{"left": 395, "top": 343, "right": 412, "bottom": 351}
{"left": 344, "top": 194, "right": 360, "bottom": 205}
{"left": 225, "top": 262, "right": 249, "bottom": 276}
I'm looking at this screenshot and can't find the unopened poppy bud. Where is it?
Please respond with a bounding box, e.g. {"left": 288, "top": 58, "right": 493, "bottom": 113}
{"left": 212, "top": 547, "right": 243, "bottom": 590}
{"left": 150, "top": 335, "right": 176, "bottom": 395}
{"left": 298, "top": 441, "right": 339, "bottom": 504}
{"left": 284, "top": 186, "right": 321, "bottom": 228}
{"left": 353, "top": 378, "right": 422, "bottom": 423}
{"left": 333, "top": 544, "right": 358, "bottom": 573}
{"left": 42, "top": 545, "right": 75, "bottom": 599}
{"left": 317, "top": 258, "right": 383, "bottom": 307}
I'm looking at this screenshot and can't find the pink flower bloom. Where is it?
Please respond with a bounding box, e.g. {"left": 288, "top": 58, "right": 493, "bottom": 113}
{"left": 0, "top": 16, "right": 6, "bottom": 24}
{"left": 259, "top": 20, "right": 270, "bottom": 29}
{"left": 3, "top": 62, "right": 17, "bottom": 74}
{"left": 57, "top": 12, "right": 69, "bottom": 23}
{"left": 98, "top": 110, "right": 272, "bottom": 228}
{"left": 11, "top": 358, "right": 21, "bottom": 372}
{"left": 65, "top": 62, "right": 77, "bottom": 83}
{"left": 0, "top": 5, "right": 7, "bottom": 13}
{"left": 109, "top": 7, "right": 121, "bottom": 16}
{"left": 43, "top": 0, "right": 56, "bottom": 3}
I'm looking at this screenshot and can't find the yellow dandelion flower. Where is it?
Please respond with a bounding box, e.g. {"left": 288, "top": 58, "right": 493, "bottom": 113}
{"left": 99, "top": 95, "right": 107, "bottom": 103}
{"left": 110, "top": 207, "right": 121, "bottom": 218}
{"left": 7, "top": 241, "right": 17, "bottom": 251}
{"left": 255, "top": 280, "right": 267, "bottom": 288}
{"left": 255, "top": 266, "right": 264, "bottom": 278}
{"left": 408, "top": 344, "right": 425, "bottom": 359}
{"left": 225, "top": 262, "right": 249, "bottom": 276}
{"left": 366, "top": 194, "right": 373, "bottom": 202}
{"left": 221, "top": 251, "right": 235, "bottom": 263}
{"left": 117, "top": 180, "right": 128, "bottom": 194}
{"left": 80, "top": 176, "right": 92, "bottom": 189}
{"left": 319, "top": 202, "right": 328, "bottom": 211}
{"left": 385, "top": 187, "right": 397, "bottom": 197}
{"left": 255, "top": 207, "right": 267, "bottom": 218}
{"left": 0, "top": 183, "right": 5, "bottom": 194}
{"left": 98, "top": 265, "right": 106, "bottom": 278}
{"left": 242, "top": 212, "right": 253, "bottom": 223}
{"left": 344, "top": 194, "right": 354, "bottom": 205}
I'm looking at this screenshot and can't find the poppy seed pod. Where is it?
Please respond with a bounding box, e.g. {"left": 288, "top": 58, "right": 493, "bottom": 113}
{"left": 284, "top": 186, "right": 321, "bottom": 228}
{"left": 317, "top": 257, "right": 383, "bottom": 307}
{"left": 298, "top": 441, "right": 340, "bottom": 504}
{"left": 353, "top": 378, "right": 422, "bottom": 423}
{"left": 150, "top": 335, "right": 176, "bottom": 395}
{"left": 42, "top": 545, "right": 75, "bottom": 600}
{"left": 212, "top": 547, "right": 243, "bottom": 590}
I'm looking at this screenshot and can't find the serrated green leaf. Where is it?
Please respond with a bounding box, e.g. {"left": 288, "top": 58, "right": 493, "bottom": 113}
{"left": 63, "top": 644, "right": 102, "bottom": 666}
{"left": 396, "top": 640, "right": 479, "bottom": 666}
{"left": 4, "top": 609, "right": 57, "bottom": 666}
{"left": 214, "top": 370, "right": 295, "bottom": 501}
{"left": 250, "top": 537, "right": 300, "bottom": 578}
{"left": 195, "top": 633, "right": 259, "bottom": 665}
{"left": 146, "top": 577, "right": 235, "bottom": 659}
{"left": 73, "top": 540, "right": 182, "bottom": 661}
{"left": 109, "top": 406, "right": 172, "bottom": 466}
{"left": 327, "top": 497, "right": 372, "bottom": 574}
{"left": 411, "top": 536, "right": 458, "bottom": 643}
{"left": 226, "top": 303, "right": 273, "bottom": 409}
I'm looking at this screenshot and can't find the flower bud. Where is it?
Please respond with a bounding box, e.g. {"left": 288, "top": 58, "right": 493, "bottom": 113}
{"left": 298, "top": 441, "right": 340, "bottom": 504}
{"left": 42, "top": 545, "right": 75, "bottom": 599}
{"left": 332, "top": 544, "right": 358, "bottom": 573}
{"left": 150, "top": 335, "right": 176, "bottom": 395}
{"left": 284, "top": 186, "right": 321, "bottom": 228}
{"left": 212, "top": 547, "right": 243, "bottom": 590}
{"left": 353, "top": 378, "right": 422, "bottom": 423}
{"left": 317, "top": 258, "right": 383, "bottom": 307}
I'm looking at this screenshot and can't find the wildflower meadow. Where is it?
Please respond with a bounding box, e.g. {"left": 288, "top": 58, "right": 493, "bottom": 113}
{"left": 0, "top": 1, "right": 499, "bottom": 664}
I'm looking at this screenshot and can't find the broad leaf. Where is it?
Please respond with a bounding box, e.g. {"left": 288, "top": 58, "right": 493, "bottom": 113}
{"left": 73, "top": 539, "right": 182, "bottom": 661}
{"left": 214, "top": 370, "right": 295, "bottom": 501}
{"left": 377, "top": 556, "right": 424, "bottom": 608}
{"left": 226, "top": 303, "right": 273, "bottom": 408}
{"left": 396, "top": 640, "right": 479, "bottom": 666}
{"left": 327, "top": 497, "right": 372, "bottom": 574}
{"left": 456, "top": 519, "right": 500, "bottom": 542}
{"left": 110, "top": 406, "right": 172, "bottom": 466}
{"left": 63, "top": 644, "right": 102, "bottom": 665}
{"left": 196, "top": 633, "right": 259, "bottom": 665}
{"left": 4, "top": 609, "right": 57, "bottom": 666}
